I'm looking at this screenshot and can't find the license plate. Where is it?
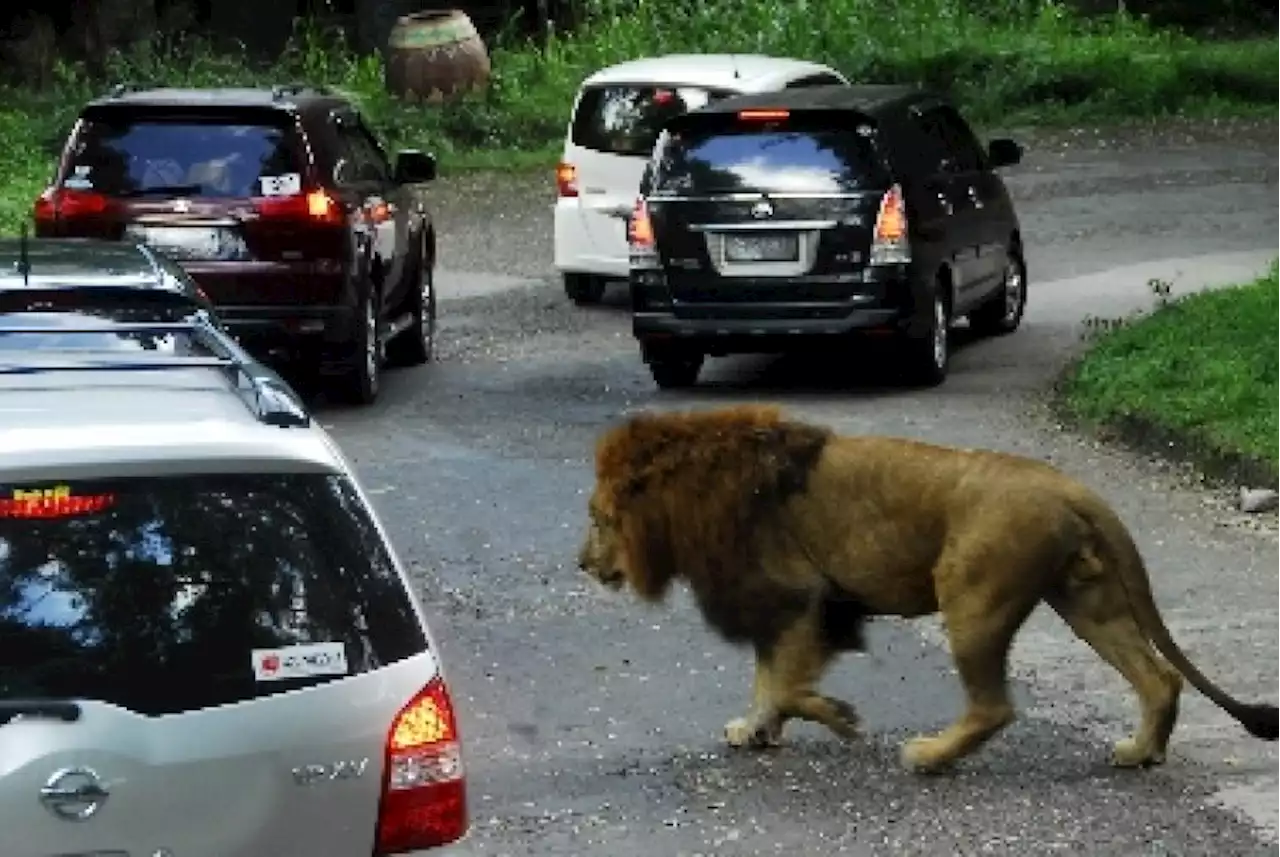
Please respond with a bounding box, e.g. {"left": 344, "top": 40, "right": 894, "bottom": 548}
{"left": 125, "top": 225, "right": 248, "bottom": 262}
{"left": 724, "top": 233, "right": 799, "bottom": 263}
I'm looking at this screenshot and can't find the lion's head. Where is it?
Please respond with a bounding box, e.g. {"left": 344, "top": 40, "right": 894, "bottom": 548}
{"left": 576, "top": 489, "right": 628, "bottom": 591}
{"left": 577, "top": 405, "right": 832, "bottom": 603}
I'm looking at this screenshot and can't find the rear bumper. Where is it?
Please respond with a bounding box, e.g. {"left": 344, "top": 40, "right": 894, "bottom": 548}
{"left": 631, "top": 265, "right": 928, "bottom": 353}
{"left": 219, "top": 305, "right": 357, "bottom": 348}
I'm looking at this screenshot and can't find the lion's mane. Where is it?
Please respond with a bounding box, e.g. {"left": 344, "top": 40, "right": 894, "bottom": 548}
{"left": 592, "top": 405, "right": 836, "bottom": 645}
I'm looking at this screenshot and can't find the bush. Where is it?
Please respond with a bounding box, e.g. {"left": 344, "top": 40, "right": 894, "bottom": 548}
{"left": 1058, "top": 263, "right": 1280, "bottom": 479}
{"left": 0, "top": 0, "right": 1275, "bottom": 236}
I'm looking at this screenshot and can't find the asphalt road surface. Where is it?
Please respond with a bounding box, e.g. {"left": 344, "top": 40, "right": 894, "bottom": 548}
{"left": 322, "top": 119, "right": 1279, "bottom": 857}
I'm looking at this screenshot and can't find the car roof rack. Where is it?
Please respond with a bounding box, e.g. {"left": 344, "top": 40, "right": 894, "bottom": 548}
{"left": 105, "top": 81, "right": 148, "bottom": 99}
{"left": 271, "top": 83, "right": 331, "bottom": 100}
{"left": 0, "top": 310, "right": 311, "bottom": 429}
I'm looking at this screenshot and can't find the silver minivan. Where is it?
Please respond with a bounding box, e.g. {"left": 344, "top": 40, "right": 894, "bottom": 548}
{"left": 0, "top": 287, "right": 468, "bottom": 856}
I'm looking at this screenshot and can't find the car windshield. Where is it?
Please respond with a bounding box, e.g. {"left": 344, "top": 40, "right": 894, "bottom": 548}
{"left": 572, "top": 84, "right": 731, "bottom": 157}
{"left": 0, "top": 473, "right": 426, "bottom": 717}
{"left": 64, "top": 113, "right": 303, "bottom": 198}
{"left": 651, "top": 119, "right": 890, "bottom": 194}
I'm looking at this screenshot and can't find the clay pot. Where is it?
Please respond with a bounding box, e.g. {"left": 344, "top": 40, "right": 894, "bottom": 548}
{"left": 385, "top": 9, "right": 491, "bottom": 104}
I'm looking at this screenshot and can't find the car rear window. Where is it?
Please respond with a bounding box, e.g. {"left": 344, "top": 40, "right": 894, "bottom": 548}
{"left": 63, "top": 112, "right": 304, "bottom": 199}
{"left": 0, "top": 474, "right": 428, "bottom": 717}
{"left": 571, "top": 84, "right": 730, "bottom": 157}
{"left": 651, "top": 116, "right": 890, "bottom": 194}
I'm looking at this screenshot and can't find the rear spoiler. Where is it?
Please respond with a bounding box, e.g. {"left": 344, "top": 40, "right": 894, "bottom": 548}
{"left": 662, "top": 104, "right": 878, "bottom": 136}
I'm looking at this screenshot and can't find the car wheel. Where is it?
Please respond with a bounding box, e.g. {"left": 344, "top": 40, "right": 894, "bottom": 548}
{"left": 564, "top": 273, "right": 607, "bottom": 306}
{"left": 900, "top": 285, "right": 950, "bottom": 388}
{"left": 969, "top": 250, "right": 1027, "bottom": 337}
{"left": 646, "top": 348, "right": 704, "bottom": 390}
{"left": 337, "top": 286, "right": 382, "bottom": 405}
{"left": 387, "top": 241, "right": 436, "bottom": 367}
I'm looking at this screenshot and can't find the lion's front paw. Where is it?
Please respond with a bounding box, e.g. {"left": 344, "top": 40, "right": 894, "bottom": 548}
{"left": 1110, "top": 737, "right": 1165, "bottom": 768}
{"left": 899, "top": 735, "right": 957, "bottom": 775}
{"left": 724, "top": 716, "right": 781, "bottom": 750}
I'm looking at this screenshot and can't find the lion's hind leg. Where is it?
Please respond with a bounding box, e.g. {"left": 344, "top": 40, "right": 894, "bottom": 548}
{"left": 1046, "top": 571, "right": 1183, "bottom": 768}
{"left": 901, "top": 542, "right": 1043, "bottom": 774}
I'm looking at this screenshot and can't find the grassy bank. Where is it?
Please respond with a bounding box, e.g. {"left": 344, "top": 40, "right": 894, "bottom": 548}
{"left": 1057, "top": 264, "right": 1279, "bottom": 484}
{"left": 0, "top": 0, "right": 1276, "bottom": 235}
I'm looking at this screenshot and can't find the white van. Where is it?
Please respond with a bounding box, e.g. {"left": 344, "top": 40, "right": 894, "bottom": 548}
{"left": 552, "top": 53, "right": 849, "bottom": 305}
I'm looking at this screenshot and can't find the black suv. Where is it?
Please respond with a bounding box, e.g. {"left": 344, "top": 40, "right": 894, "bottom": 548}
{"left": 31, "top": 84, "right": 439, "bottom": 405}
{"left": 629, "top": 84, "right": 1027, "bottom": 389}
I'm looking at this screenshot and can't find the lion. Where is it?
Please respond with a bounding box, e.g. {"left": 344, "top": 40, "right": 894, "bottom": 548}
{"left": 576, "top": 404, "right": 1279, "bottom": 773}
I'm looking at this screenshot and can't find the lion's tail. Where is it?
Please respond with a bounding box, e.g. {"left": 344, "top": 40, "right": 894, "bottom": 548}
{"left": 1074, "top": 492, "right": 1279, "bottom": 742}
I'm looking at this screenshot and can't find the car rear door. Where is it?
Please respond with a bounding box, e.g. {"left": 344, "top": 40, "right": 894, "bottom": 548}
{"left": 566, "top": 84, "right": 731, "bottom": 263}
{"left": 908, "top": 102, "right": 995, "bottom": 310}
{"left": 646, "top": 109, "right": 894, "bottom": 310}
{"left": 0, "top": 472, "right": 446, "bottom": 857}
{"left": 329, "top": 110, "right": 406, "bottom": 313}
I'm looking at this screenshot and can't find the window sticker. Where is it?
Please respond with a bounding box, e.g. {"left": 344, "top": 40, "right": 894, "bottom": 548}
{"left": 64, "top": 164, "right": 94, "bottom": 190}
{"left": 259, "top": 172, "right": 302, "bottom": 197}
{"left": 251, "top": 642, "right": 349, "bottom": 682}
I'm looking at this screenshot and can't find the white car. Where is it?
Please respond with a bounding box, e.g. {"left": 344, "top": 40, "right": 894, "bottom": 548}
{"left": 553, "top": 53, "right": 849, "bottom": 305}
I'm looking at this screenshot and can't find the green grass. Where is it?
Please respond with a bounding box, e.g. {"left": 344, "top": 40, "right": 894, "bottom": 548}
{"left": 0, "top": 0, "right": 1276, "bottom": 236}
{"left": 1059, "top": 263, "right": 1279, "bottom": 476}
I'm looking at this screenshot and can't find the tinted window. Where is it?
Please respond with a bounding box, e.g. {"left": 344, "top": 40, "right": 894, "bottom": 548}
{"left": 0, "top": 307, "right": 197, "bottom": 352}
{"left": 0, "top": 474, "right": 427, "bottom": 717}
{"left": 913, "top": 105, "right": 985, "bottom": 173}
{"left": 651, "top": 120, "right": 890, "bottom": 194}
{"left": 785, "top": 74, "right": 847, "bottom": 88}
{"left": 65, "top": 114, "right": 303, "bottom": 198}
{"left": 571, "top": 85, "right": 731, "bottom": 157}
{"left": 335, "top": 117, "right": 391, "bottom": 185}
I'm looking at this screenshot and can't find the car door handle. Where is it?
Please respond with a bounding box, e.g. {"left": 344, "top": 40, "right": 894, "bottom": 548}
{"left": 967, "top": 186, "right": 984, "bottom": 209}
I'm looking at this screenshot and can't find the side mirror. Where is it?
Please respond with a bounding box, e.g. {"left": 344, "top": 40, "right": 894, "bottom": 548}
{"left": 986, "top": 138, "right": 1022, "bottom": 169}
{"left": 394, "top": 149, "right": 437, "bottom": 184}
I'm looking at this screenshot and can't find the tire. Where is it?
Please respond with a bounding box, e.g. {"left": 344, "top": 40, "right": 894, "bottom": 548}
{"left": 336, "top": 286, "right": 382, "bottom": 405}
{"left": 969, "top": 250, "right": 1027, "bottom": 337}
{"left": 899, "top": 284, "right": 950, "bottom": 388}
{"left": 387, "top": 240, "right": 436, "bottom": 368}
{"left": 647, "top": 350, "right": 704, "bottom": 390}
{"left": 564, "top": 273, "right": 607, "bottom": 306}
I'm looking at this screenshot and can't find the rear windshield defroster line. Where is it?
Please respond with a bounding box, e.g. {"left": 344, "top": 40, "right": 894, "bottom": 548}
{"left": 0, "top": 473, "right": 427, "bottom": 717}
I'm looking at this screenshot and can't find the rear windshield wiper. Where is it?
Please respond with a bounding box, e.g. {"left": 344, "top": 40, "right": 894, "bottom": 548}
{"left": 116, "top": 184, "right": 204, "bottom": 198}
{"left": 0, "top": 699, "right": 82, "bottom": 726}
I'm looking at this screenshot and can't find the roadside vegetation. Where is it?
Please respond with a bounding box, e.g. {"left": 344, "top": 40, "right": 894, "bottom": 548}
{"left": 1057, "top": 263, "right": 1280, "bottom": 484}
{"left": 0, "top": 0, "right": 1276, "bottom": 236}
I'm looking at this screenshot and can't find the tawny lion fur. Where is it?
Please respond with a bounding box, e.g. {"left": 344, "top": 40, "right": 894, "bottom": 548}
{"left": 577, "top": 404, "right": 1278, "bottom": 773}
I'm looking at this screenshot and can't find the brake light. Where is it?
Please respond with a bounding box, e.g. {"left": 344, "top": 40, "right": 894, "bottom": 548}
{"left": 628, "top": 196, "right": 655, "bottom": 251}
{"left": 32, "top": 187, "right": 114, "bottom": 225}
{"left": 374, "top": 676, "right": 467, "bottom": 854}
{"left": 0, "top": 485, "right": 116, "bottom": 519}
{"left": 555, "top": 161, "right": 578, "bottom": 198}
{"left": 870, "top": 183, "right": 910, "bottom": 265}
{"left": 738, "top": 108, "right": 789, "bottom": 122}
{"left": 253, "top": 189, "right": 345, "bottom": 226}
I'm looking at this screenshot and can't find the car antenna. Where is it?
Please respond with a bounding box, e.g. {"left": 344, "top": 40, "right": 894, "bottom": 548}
{"left": 17, "top": 222, "right": 31, "bottom": 285}
{"left": 730, "top": 53, "right": 741, "bottom": 80}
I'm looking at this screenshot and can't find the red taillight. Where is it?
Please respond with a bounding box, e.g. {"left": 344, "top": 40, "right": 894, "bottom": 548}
{"left": 870, "top": 183, "right": 911, "bottom": 265}
{"left": 32, "top": 187, "right": 114, "bottom": 225}
{"left": 738, "top": 108, "right": 790, "bottom": 122}
{"left": 253, "top": 189, "right": 345, "bottom": 226}
{"left": 556, "top": 161, "right": 578, "bottom": 198}
{"left": 374, "top": 676, "right": 467, "bottom": 854}
{"left": 628, "top": 197, "right": 654, "bottom": 249}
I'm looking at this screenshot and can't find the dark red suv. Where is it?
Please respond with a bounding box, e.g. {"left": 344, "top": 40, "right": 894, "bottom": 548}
{"left": 32, "top": 84, "right": 438, "bottom": 405}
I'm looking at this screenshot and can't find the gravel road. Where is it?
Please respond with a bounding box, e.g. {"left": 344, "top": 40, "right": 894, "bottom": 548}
{"left": 323, "top": 118, "right": 1279, "bottom": 856}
